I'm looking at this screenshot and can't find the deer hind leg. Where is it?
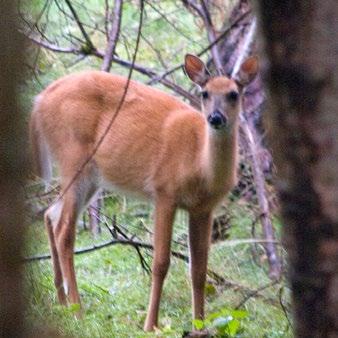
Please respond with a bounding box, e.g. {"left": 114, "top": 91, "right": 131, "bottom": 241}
{"left": 45, "top": 199, "right": 67, "bottom": 304}
{"left": 45, "top": 169, "right": 98, "bottom": 307}
{"left": 144, "top": 196, "right": 176, "bottom": 332}
{"left": 188, "top": 211, "right": 212, "bottom": 323}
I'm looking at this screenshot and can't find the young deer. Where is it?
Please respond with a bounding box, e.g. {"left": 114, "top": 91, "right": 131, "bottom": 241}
{"left": 30, "top": 54, "right": 258, "bottom": 332}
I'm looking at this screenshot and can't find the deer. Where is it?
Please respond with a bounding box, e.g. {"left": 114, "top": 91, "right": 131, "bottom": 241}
{"left": 29, "top": 54, "right": 258, "bottom": 332}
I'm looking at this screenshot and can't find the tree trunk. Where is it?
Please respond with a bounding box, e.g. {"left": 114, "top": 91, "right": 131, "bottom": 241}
{"left": 258, "top": 1, "right": 338, "bottom": 336}
{"left": 0, "top": 2, "right": 27, "bottom": 337}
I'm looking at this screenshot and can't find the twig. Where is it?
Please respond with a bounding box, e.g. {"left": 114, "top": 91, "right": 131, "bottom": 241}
{"left": 250, "top": 213, "right": 261, "bottom": 267}
{"left": 235, "top": 279, "right": 280, "bottom": 309}
{"left": 24, "top": 238, "right": 186, "bottom": 262}
{"left": 199, "top": 0, "right": 223, "bottom": 73}
{"left": 104, "top": 0, "right": 110, "bottom": 41}
{"left": 145, "top": 0, "right": 201, "bottom": 45}
{"left": 279, "top": 286, "right": 293, "bottom": 329}
{"left": 104, "top": 216, "right": 152, "bottom": 274}
{"left": 147, "top": 10, "right": 250, "bottom": 85}
{"left": 64, "top": 0, "right": 95, "bottom": 51}
{"left": 25, "top": 32, "right": 199, "bottom": 107}
{"left": 24, "top": 35, "right": 81, "bottom": 54}
{"left": 101, "top": 0, "right": 123, "bottom": 72}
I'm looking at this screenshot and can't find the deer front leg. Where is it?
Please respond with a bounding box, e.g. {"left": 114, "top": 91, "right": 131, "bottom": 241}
{"left": 189, "top": 211, "right": 212, "bottom": 323}
{"left": 144, "top": 196, "right": 176, "bottom": 332}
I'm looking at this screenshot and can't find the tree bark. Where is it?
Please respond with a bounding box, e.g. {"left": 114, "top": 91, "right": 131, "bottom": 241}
{"left": 258, "top": 1, "right": 338, "bottom": 336}
{"left": 0, "top": 1, "right": 27, "bottom": 337}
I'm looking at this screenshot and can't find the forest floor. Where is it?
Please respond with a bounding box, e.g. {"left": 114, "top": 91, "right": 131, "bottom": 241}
{"left": 24, "top": 193, "right": 292, "bottom": 338}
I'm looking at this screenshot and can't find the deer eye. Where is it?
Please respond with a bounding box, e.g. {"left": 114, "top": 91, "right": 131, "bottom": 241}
{"left": 201, "top": 91, "right": 209, "bottom": 100}
{"left": 227, "top": 90, "right": 239, "bottom": 102}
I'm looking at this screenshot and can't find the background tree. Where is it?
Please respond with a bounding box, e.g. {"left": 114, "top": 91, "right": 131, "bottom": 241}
{"left": 0, "top": 1, "right": 27, "bottom": 337}
{"left": 258, "top": 1, "right": 338, "bottom": 336}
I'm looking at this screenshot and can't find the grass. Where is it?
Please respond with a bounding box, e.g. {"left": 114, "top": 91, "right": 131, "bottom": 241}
{"left": 24, "top": 195, "right": 292, "bottom": 338}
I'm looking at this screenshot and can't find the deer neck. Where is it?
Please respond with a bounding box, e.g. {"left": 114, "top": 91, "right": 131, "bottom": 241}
{"left": 203, "top": 119, "right": 239, "bottom": 191}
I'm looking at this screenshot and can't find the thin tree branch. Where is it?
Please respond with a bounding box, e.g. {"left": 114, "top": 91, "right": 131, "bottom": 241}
{"left": 101, "top": 0, "right": 123, "bottom": 72}
{"left": 64, "top": 0, "right": 95, "bottom": 51}
{"left": 182, "top": 0, "right": 204, "bottom": 18}
{"left": 235, "top": 279, "right": 280, "bottom": 309}
{"left": 182, "top": 0, "right": 223, "bottom": 73}
{"left": 147, "top": 9, "right": 250, "bottom": 85}
{"left": 25, "top": 34, "right": 81, "bottom": 54}
{"left": 199, "top": 0, "right": 223, "bottom": 73}
{"left": 104, "top": 0, "right": 110, "bottom": 40}
{"left": 24, "top": 238, "right": 187, "bottom": 262}
{"left": 145, "top": 0, "right": 201, "bottom": 45}
{"left": 25, "top": 32, "right": 200, "bottom": 113}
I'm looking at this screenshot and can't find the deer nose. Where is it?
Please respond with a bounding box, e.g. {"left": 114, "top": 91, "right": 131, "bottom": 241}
{"left": 207, "top": 110, "right": 227, "bottom": 129}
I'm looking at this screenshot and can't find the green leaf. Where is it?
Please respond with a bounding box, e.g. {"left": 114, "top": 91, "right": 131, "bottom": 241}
{"left": 205, "top": 283, "right": 217, "bottom": 296}
{"left": 68, "top": 303, "right": 81, "bottom": 313}
{"left": 229, "top": 309, "right": 248, "bottom": 319}
{"left": 227, "top": 319, "right": 240, "bottom": 336}
{"left": 193, "top": 319, "right": 205, "bottom": 330}
{"left": 212, "top": 316, "right": 233, "bottom": 329}
{"left": 206, "top": 311, "right": 222, "bottom": 321}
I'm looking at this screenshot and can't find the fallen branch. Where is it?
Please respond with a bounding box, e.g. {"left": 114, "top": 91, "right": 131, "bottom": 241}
{"left": 24, "top": 238, "right": 187, "bottom": 262}
{"left": 25, "top": 235, "right": 280, "bottom": 307}
{"left": 235, "top": 279, "right": 280, "bottom": 309}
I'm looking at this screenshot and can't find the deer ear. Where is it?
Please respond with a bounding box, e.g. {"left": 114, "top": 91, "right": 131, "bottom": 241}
{"left": 184, "top": 54, "right": 210, "bottom": 87}
{"left": 236, "top": 56, "right": 259, "bottom": 86}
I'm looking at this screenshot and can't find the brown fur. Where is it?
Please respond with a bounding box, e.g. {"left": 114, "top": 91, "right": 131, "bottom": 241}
{"left": 30, "top": 55, "right": 258, "bottom": 332}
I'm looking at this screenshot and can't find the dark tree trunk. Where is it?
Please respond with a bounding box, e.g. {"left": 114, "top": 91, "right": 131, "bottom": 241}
{"left": 258, "top": 1, "right": 338, "bottom": 336}
{"left": 0, "top": 1, "right": 27, "bottom": 337}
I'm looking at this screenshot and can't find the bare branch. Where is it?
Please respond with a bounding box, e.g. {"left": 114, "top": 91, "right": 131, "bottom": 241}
{"left": 183, "top": 0, "right": 223, "bottom": 73}
{"left": 145, "top": 0, "right": 202, "bottom": 45}
{"left": 101, "top": 0, "right": 123, "bottom": 72}
{"left": 25, "top": 32, "right": 200, "bottom": 110}
{"left": 104, "top": 0, "right": 110, "bottom": 40}
{"left": 25, "top": 34, "right": 81, "bottom": 54}
{"left": 199, "top": 0, "right": 223, "bottom": 73}
{"left": 148, "top": 9, "right": 251, "bottom": 85}
{"left": 235, "top": 279, "right": 280, "bottom": 309}
{"left": 24, "top": 238, "right": 187, "bottom": 262}
{"left": 182, "top": 0, "right": 204, "bottom": 18}
{"left": 64, "top": 0, "right": 95, "bottom": 52}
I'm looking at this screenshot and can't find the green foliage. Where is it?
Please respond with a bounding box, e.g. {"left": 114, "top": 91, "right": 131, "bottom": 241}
{"left": 193, "top": 308, "right": 248, "bottom": 337}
